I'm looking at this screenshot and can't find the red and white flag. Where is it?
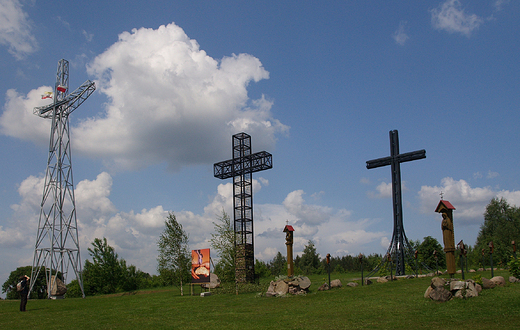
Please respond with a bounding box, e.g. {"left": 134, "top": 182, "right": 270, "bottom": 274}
{"left": 41, "top": 91, "right": 53, "bottom": 99}
{"left": 57, "top": 85, "right": 67, "bottom": 93}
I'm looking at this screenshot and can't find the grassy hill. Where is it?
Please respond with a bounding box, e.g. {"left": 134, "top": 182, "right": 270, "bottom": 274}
{"left": 1, "top": 271, "right": 519, "bottom": 329}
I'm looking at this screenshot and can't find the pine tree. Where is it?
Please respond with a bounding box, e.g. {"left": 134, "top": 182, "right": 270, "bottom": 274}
{"left": 299, "top": 240, "right": 321, "bottom": 275}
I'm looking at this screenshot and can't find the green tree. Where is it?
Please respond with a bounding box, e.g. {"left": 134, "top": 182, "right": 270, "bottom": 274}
{"left": 299, "top": 240, "right": 321, "bottom": 275}
{"left": 210, "top": 210, "right": 236, "bottom": 282}
{"left": 268, "top": 251, "right": 287, "bottom": 276}
{"left": 120, "top": 263, "right": 150, "bottom": 292}
{"left": 474, "top": 198, "right": 520, "bottom": 267}
{"left": 2, "top": 266, "right": 47, "bottom": 299}
{"left": 255, "top": 259, "right": 271, "bottom": 278}
{"left": 83, "top": 237, "right": 125, "bottom": 295}
{"left": 417, "top": 236, "right": 446, "bottom": 270}
{"left": 157, "top": 212, "right": 190, "bottom": 294}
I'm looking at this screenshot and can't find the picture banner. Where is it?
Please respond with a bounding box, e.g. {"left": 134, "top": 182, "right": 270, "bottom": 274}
{"left": 191, "top": 248, "right": 210, "bottom": 283}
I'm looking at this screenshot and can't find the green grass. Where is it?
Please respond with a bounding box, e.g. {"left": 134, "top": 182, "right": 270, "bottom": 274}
{"left": 2, "top": 271, "right": 519, "bottom": 329}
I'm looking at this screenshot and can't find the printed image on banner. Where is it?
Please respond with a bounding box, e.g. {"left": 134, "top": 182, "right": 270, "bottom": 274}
{"left": 191, "top": 249, "right": 210, "bottom": 283}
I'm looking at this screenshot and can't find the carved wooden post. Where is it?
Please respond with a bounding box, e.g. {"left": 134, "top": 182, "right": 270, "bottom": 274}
{"left": 435, "top": 200, "right": 456, "bottom": 277}
{"left": 284, "top": 225, "right": 295, "bottom": 278}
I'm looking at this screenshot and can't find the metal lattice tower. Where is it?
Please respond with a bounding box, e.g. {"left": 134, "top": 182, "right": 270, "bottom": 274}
{"left": 30, "top": 59, "right": 95, "bottom": 298}
{"left": 366, "top": 130, "right": 426, "bottom": 276}
{"left": 214, "top": 133, "right": 272, "bottom": 282}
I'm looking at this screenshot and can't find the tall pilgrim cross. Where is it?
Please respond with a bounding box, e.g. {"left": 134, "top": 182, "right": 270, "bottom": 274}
{"left": 214, "top": 132, "right": 272, "bottom": 283}
{"left": 366, "top": 130, "right": 426, "bottom": 275}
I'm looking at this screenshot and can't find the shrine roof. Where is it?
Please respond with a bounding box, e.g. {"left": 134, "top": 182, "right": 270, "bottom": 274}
{"left": 283, "top": 225, "right": 295, "bottom": 232}
{"left": 435, "top": 200, "right": 456, "bottom": 212}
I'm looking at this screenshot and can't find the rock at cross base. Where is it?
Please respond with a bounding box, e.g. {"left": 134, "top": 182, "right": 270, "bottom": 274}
{"left": 201, "top": 273, "right": 221, "bottom": 289}
{"left": 50, "top": 275, "right": 67, "bottom": 296}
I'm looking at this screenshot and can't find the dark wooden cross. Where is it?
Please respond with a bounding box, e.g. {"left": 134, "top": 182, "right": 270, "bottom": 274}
{"left": 366, "top": 130, "right": 426, "bottom": 275}
{"left": 214, "top": 132, "right": 272, "bottom": 283}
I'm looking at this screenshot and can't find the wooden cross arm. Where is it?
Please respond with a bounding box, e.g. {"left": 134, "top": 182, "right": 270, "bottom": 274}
{"left": 366, "top": 149, "right": 426, "bottom": 169}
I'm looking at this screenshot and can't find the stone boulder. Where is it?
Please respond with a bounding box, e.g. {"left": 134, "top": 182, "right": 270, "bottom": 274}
{"left": 426, "top": 277, "right": 480, "bottom": 301}
{"left": 201, "top": 273, "right": 221, "bottom": 289}
{"left": 424, "top": 286, "right": 433, "bottom": 299}
{"left": 431, "top": 277, "right": 446, "bottom": 289}
{"left": 318, "top": 283, "right": 329, "bottom": 291}
{"left": 377, "top": 277, "right": 388, "bottom": 283}
{"left": 50, "top": 275, "right": 67, "bottom": 296}
{"left": 346, "top": 282, "right": 358, "bottom": 287}
{"left": 266, "top": 276, "right": 312, "bottom": 297}
{"left": 509, "top": 276, "right": 520, "bottom": 283}
{"left": 289, "top": 276, "right": 311, "bottom": 290}
{"left": 465, "top": 282, "right": 479, "bottom": 298}
{"left": 266, "top": 282, "right": 277, "bottom": 297}
{"left": 429, "top": 287, "right": 452, "bottom": 302}
{"left": 482, "top": 277, "right": 496, "bottom": 289}
{"left": 275, "top": 280, "right": 289, "bottom": 295}
{"left": 450, "top": 280, "right": 465, "bottom": 291}
{"left": 490, "top": 276, "right": 505, "bottom": 287}
{"left": 331, "top": 279, "right": 342, "bottom": 288}
{"left": 453, "top": 281, "right": 478, "bottom": 299}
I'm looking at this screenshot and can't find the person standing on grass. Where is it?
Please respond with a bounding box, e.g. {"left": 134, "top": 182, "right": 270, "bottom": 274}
{"left": 19, "top": 275, "right": 29, "bottom": 312}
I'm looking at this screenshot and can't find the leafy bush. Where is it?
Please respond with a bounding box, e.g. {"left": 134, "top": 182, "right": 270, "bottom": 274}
{"left": 472, "top": 274, "right": 483, "bottom": 286}
{"left": 508, "top": 256, "right": 520, "bottom": 279}
{"left": 66, "top": 279, "right": 83, "bottom": 298}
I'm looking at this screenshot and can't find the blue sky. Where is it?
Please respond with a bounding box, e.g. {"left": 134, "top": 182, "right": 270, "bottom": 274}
{"left": 1, "top": 0, "right": 519, "bottom": 292}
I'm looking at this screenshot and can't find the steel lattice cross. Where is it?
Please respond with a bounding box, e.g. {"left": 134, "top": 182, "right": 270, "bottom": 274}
{"left": 366, "top": 130, "right": 426, "bottom": 276}
{"left": 30, "top": 59, "right": 95, "bottom": 299}
{"left": 214, "top": 132, "right": 272, "bottom": 283}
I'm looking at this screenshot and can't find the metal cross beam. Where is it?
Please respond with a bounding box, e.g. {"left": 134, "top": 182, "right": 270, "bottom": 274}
{"left": 366, "top": 130, "right": 425, "bottom": 275}
{"left": 214, "top": 132, "right": 272, "bottom": 283}
{"left": 30, "top": 59, "right": 95, "bottom": 299}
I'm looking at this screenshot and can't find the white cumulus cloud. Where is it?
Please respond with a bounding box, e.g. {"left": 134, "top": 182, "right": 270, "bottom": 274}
{"left": 430, "top": 0, "right": 484, "bottom": 37}
{"left": 0, "top": 22, "right": 289, "bottom": 172}
{"left": 418, "top": 177, "right": 520, "bottom": 225}
{"left": 392, "top": 21, "right": 409, "bottom": 46}
{"left": 0, "top": 0, "right": 38, "bottom": 59}
{"left": 80, "top": 23, "right": 288, "bottom": 171}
